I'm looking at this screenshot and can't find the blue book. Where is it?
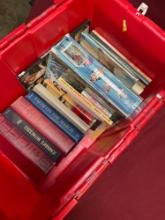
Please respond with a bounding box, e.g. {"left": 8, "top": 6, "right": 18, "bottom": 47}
{"left": 80, "top": 31, "right": 139, "bottom": 89}
{"left": 26, "top": 92, "right": 83, "bottom": 143}
{"left": 52, "top": 34, "right": 143, "bottom": 117}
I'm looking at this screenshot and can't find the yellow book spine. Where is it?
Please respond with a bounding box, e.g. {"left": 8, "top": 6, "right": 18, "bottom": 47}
{"left": 44, "top": 79, "right": 75, "bottom": 109}
{"left": 57, "top": 77, "right": 113, "bottom": 125}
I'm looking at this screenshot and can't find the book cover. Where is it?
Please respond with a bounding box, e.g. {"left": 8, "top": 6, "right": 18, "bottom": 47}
{"left": 52, "top": 34, "right": 143, "bottom": 117}
{"left": 43, "top": 79, "right": 94, "bottom": 125}
{"left": 57, "top": 77, "right": 113, "bottom": 125}
{"left": 18, "top": 55, "right": 47, "bottom": 90}
{"left": 11, "top": 96, "right": 75, "bottom": 154}
{"left": 46, "top": 52, "right": 85, "bottom": 93}
{"left": 91, "top": 30, "right": 151, "bottom": 85}
{"left": 26, "top": 91, "right": 84, "bottom": 143}
{"left": 80, "top": 31, "right": 144, "bottom": 94}
{"left": 3, "top": 108, "right": 62, "bottom": 162}
{"left": 33, "top": 84, "right": 90, "bottom": 133}
{"left": 0, "top": 115, "right": 54, "bottom": 174}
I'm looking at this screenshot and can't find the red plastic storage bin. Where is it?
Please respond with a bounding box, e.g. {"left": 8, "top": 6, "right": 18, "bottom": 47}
{"left": 0, "top": 0, "right": 164, "bottom": 219}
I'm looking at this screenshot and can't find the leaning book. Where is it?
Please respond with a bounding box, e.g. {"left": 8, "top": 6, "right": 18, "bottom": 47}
{"left": 51, "top": 34, "right": 143, "bottom": 117}
{"left": 80, "top": 31, "right": 145, "bottom": 95}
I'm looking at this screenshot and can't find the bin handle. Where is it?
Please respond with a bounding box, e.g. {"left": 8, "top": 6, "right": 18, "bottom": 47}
{"left": 136, "top": 2, "right": 149, "bottom": 16}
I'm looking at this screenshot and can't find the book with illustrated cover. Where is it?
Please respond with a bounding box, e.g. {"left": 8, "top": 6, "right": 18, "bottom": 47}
{"left": 91, "top": 30, "right": 152, "bottom": 85}
{"left": 3, "top": 108, "right": 63, "bottom": 162}
{"left": 43, "top": 79, "right": 94, "bottom": 125}
{"left": 56, "top": 77, "right": 113, "bottom": 125}
{"left": 0, "top": 115, "right": 55, "bottom": 174}
{"left": 33, "top": 84, "right": 90, "bottom": 133}
{"left": 46, "top": 52, "right": 85, "bottom": 93}
{"left": 26, "top": 91, "right": 84, "bottom": 143}
{"left": 52, "top": 34, "right": 143, "bottom": 117}
{"left": 11, "top": 96, "right": 75, "bottom": 154}
{"left": 18, "top": 55, "right": 48, "bottom": 90}
{"left": 80, "top": 31, "right": 145, "bottom": 95}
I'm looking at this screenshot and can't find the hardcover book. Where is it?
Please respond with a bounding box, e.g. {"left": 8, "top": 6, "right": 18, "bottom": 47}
{"left": 91, "top": 30, "right": 152, "bottom": 85}
{"left": 26, "top": 91, "right": 84, "bottom": 143}
{"left": 52, "top": 34, "right": 143, "bottom": 117}
{"left": 33, "top": 84, "right": 90, "bottom": 133}
{"left": 3, "top": 108, "right": 62, "bottom": 162}
{"left": 11, "top": 96, "right": 75, "bottom": 154}
{"left": 0, "top": 115, "right": 54, "bottom": 174}
{"left": 80, "top": 31, "right": 145, "bottom": 95}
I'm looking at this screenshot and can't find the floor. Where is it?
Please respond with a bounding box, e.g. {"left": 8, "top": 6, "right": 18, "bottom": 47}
{"left": 0, "top": 0, "right": 31, "bottom": 39}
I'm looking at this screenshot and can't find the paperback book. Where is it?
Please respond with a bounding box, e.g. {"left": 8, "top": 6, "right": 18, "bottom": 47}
{"left": 91, "top": 30, "right": 152, "bottom": 85}
{"left": 52, "top": 34, "right": 143, "bottom": 117}
{"left": 46, "top": 52, "right": 85, "bottom": 93}
{"left": 80, "top": 31, "right": 145, "bottom": 95}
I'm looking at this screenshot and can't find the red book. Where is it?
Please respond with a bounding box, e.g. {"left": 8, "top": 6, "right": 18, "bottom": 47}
{"left": 11, "top": 96, "right": 75, "bottom": 154}
{"left": 0, "top": 115, "right": 54, "bottom": 175}
{"left": 72, "top": 104, "right": 94, "bottom": 125}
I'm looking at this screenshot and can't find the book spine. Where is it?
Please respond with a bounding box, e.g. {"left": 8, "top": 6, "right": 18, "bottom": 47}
{"left": 0, "top": 115, "right": 54, "bottom": 173}
{"left": 26, "top": 91, "right": 83, "bottom": 143}
{"left": 11, "top": 96, "right": 75, "bottom": 154}
{"left": 57, "top": 77, "right": 113, "bottom": 125}
{"left": 44, "top": 79, "right": 94, "bottom": 125}
{"left": 3, "top": 108, "right": 62, "bottom": 162}
{"left": 33, "top": 84, "right": 90, "bottom": 133}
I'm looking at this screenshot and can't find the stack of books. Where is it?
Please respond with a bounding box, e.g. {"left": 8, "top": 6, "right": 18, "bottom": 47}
{"left": 0, "top": 21, "right": 151, "bottom": 183}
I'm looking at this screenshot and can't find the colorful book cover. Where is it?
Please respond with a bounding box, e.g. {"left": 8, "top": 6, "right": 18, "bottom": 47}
{"left": 80, "top": 31, "right": 142, "bottom": 93}
{"left": 91, "top": 30, "right": 151, "bottom": 85}
{"left": 52, "top": 34, "right": 143, "bottom": 117}
{"left": 46, "top": 52, "right": 85, "bottom": 93}
{"left": 26, "top": 91, "right": 84, "bottom": 143}
{"left": 3, "top": 108, "right": 63, "bottom": 162}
